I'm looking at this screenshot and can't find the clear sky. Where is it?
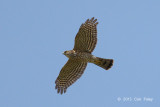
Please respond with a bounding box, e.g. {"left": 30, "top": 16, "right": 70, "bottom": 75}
{"left": 0, "top": 0, "right": 160, "bottom": 107}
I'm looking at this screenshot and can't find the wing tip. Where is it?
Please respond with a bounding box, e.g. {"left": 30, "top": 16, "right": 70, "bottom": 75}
{"left": 55, "top": 84, "right": 67, "bottom": 95}
{"left": 85, "top": 17, "right": 98, "bottom": 25}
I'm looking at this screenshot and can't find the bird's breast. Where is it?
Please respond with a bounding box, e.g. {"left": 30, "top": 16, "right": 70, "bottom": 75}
{"left": 72, "top": 52, "right": 93, "bottom": 62}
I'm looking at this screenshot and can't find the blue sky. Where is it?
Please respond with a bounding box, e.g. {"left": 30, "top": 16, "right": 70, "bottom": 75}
{"left": 0, "top": 0, "right": 160, "bottom": 107}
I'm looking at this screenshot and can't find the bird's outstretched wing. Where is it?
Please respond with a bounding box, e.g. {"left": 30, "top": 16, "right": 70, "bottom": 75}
{"left": 55, "top": 59, "right": 87, "bottom": 94}
{"left": 73, "top": 17, "right": 98, "bottom": 53}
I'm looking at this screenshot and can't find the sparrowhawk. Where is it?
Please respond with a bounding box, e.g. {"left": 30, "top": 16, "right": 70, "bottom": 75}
{"left": 55, "top": 17, "right": 113, "bottom": 94}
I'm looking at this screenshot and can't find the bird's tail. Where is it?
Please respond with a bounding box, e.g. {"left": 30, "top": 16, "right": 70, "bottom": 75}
{"left": 93, "top": 57, "right": 113, "bottom": 70}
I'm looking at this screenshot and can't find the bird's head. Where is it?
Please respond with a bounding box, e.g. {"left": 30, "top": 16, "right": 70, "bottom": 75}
{"left": 63, "top": 50, "right": 76, "bottom": 58}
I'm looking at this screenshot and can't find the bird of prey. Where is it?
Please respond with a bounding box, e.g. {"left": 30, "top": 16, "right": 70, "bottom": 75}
{"left": 55, "top": 17, "right": 113, "bottom": 94}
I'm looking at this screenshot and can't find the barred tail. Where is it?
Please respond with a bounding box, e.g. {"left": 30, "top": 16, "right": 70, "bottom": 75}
{"left": 93, "top": 57, "right": 113, "bottom": 70}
